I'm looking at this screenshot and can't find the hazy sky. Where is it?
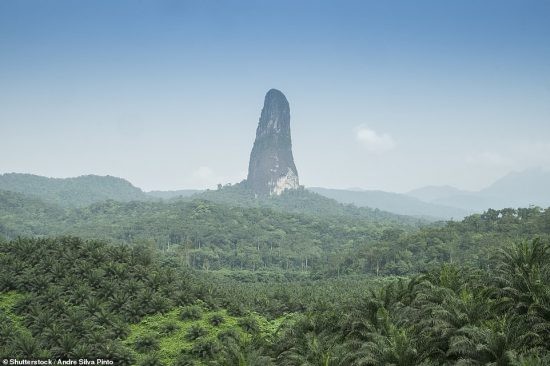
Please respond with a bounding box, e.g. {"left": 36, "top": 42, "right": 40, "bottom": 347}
{"left": 1, "top": 1, "right": 549, "bottom": 192}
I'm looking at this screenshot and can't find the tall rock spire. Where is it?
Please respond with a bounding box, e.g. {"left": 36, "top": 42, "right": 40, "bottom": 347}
{"left": 247, "top": 89, "right": 299, "bottom": 196}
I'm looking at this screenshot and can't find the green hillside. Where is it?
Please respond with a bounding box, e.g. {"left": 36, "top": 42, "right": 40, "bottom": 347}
{"left": 0, "top": 173, "right": 148, "bottom": 207}
{"left": 0, "top": 174, "right": 423, "bottom": 224}
{"left": 0, "top": 190, "right": 417, "bottom": 273}
{"left": 192, "top": 182, "right": 422, "bottom": 224}
{"left": 0, "top": 190, "right": 66, "bottom": 238}
{"left": 2, "top": 187, "right": 550, "bottom": 277}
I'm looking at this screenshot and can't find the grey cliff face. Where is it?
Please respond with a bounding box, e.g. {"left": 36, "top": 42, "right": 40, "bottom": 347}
{"left": 247, "top": 89, "right": 299, "bottom": 196}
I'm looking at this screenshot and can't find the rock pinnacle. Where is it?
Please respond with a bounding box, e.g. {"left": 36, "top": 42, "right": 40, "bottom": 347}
{"left": 247, "top": 89, "right": 299, "bottom": 196}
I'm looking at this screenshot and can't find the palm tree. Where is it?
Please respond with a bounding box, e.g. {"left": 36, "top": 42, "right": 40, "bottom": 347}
{"left": 84, "top": 295, "right": 103, "bottom": 315}
{"left": 108, "top": 291, "right": 130, "bottom": 311}
{"left": 12, "top": 332, "right": 41, "bottom": 358}
{"left": 62, "top": 308, "right": 87, "bottom": 334}
{"left": 447, "top": 320, "right": 518, "bottom": 365}
{"left": 491, "top": 239, "right": 550, "bottom": 348}
{"left": 407, "top": 279, "right": 490, "bottom": 362}
{"left": 209, "top": 313, "right": 225, "bottom": 326}
{"left": 216, "top": 337, "right": 273, "bottom": 366}
{"left": 0, "top": 315, "right": 17, "bottom": 348}
{"left": 98, "top": 341, "right": 134, "bottom": 366}
{"left": 29, "top": 309, "right": 55, "bottom": 336}
{"left": 279, "top": 331, "right": 349, "bottom": 366}
{"left": 493, "top": 239, "right": 548, "bottom": 312}
{"left": 51, "top": 334, "right": 77, "bottom": 359}
{"left": 108, "top": 319, "right": 130, "bottom": 339}
{"left": 71, "top": 343, "right": 95, "bottom": 359}
{"left": 139, "top": 354, "right": 164, "bottom": 366}
{"left": 345, "top": 323, "right": 418, "bottom": 366}
{"left": 191, "top": 339, "right": 221, "bottom": 360}
{"left": 134, "top": 334, "right": 160, "bottom": 353}
{"left": 186, "top": 325, "right": 208, "bottom": 341}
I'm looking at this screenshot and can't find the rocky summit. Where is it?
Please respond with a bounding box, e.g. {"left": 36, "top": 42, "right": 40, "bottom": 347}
{"left": 247, "top": 89, "right": 299, "bottom": 196}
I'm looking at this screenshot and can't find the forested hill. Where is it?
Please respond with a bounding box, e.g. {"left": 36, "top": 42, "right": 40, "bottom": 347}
{"left": 191, "top": 183, "right": 424, "bottom": 224}
{"left": 1, "top": 187, "right": 549, "bottom": 277}
{"left": 0, "top": 190, "right": 65, "bottom": 239}
{"left": 330, "top": 206, "right": 550, "bottom": 277}
{"left": 0, "top": 173, "right": 148, "bottom": 207}
{"left": 0, "top": 190, "right": 417, "bottom": 272}
{"left": 0, "top": 174, "right": 422, "bottom": 224}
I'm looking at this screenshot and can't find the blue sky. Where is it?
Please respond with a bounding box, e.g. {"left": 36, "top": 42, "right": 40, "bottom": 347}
{"left": 1, "top": 0, "right": 549, "bottom": 192}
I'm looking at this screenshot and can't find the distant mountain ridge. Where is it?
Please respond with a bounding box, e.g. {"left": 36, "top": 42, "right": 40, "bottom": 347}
{"left": 406, "top": 168, "right": 550, "bottom": 212}
{"left": 307, "top": 168, "right": 550, "bottom": 219}
{"left": 146, "top": 189, "right": 202, "bottom": 200}
{"left": 309, "top": 187, "right": 467, "bottom": 220}
{"left": 0, "top": 173, "right": 420, "bottom": 224}
{"left": 2, "top": 168, "right": 548, "bottom": 219}
{"left": 407, "top": 185, "right": 471, "bottom": 203}
{"left": 480, "top": 168, "right": 550, "bottom": 203}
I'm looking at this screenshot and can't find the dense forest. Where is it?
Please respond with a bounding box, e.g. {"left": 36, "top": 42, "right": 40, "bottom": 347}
{"left": 1, "top": 236, "right": 549, "bottom": 364}
{"left": 0, "top": 187, "right": 422, "bottom": 273}
{"left": 1, "top": 180, "right": 550, "bottom": 364}
{"left": 1, "top": 187, "right": 549, "bottom": 276}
